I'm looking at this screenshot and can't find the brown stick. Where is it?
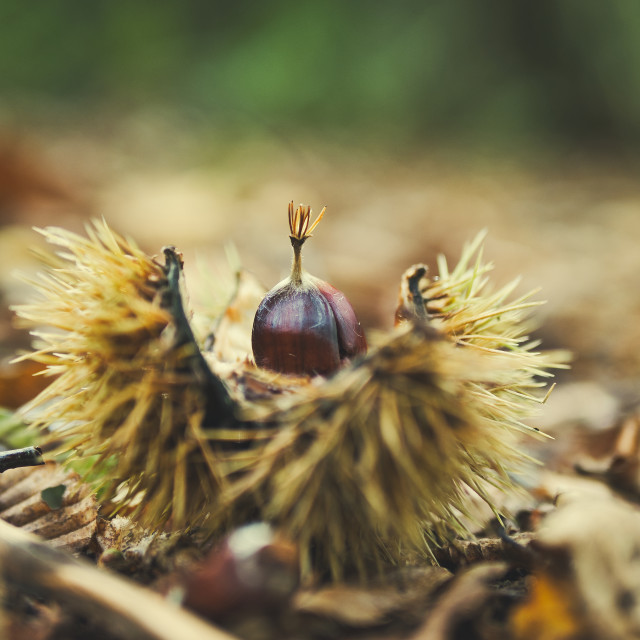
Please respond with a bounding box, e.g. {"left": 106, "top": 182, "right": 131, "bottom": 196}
{"left": 0, "top": 519, "right": 237, "bottom": 640}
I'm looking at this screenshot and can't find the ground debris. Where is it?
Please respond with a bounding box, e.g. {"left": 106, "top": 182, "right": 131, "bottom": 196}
{"left": 0, "top": 462, "right": 97, "bottom": 553}
{"left": 0, "top": 518, "right": 235, "bottom": 640}
{"left": 293, "top": 567, "right": 451, "bottom": 630}
{"left": 574, "top": 412, "right": 640, "bottom": 502}
{"left": 411, "top": 563, "right": 517, "bottom": 640}
{"left": 512, "top": 498, "right": 640, "bottom": 640}
{"left": 434, "top": 533, "right": 535, "bottom": 571}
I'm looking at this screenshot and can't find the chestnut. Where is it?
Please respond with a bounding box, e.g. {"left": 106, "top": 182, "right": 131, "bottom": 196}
{"left": 252, "top": 202, "right": 366, "bottom": 376}
{"left": 181, "top": 523, "right": 298, "bottom": 621}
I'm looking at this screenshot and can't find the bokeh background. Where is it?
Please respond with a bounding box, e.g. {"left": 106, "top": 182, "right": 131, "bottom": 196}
{"left": 0, "top": 1, "right": 639, "bottom": 412}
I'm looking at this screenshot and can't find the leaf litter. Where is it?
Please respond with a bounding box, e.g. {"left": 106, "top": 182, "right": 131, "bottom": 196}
{"left": 0, "top": 135, "right": 637, "bottom": 639}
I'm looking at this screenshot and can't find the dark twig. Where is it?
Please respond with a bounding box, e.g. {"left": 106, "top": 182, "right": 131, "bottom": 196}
{"left": 161, "top": 247, "right": 237, "bottom": 423}
{"left": 0, "top": 446, "right": 44, "bottom": 473}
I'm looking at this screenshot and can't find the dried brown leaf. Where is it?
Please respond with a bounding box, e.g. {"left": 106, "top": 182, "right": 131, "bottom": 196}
{"left": 412, "top": 563, "right": 512, "bottom": 640}
{"left": 293, "top": 567, "right": 451, "bottom": 629}
{"left": 0, "top": 462, "right": 97, "bottom": 553}
{"left": 575, "top": 413, "right": 640, "bottom": 501}
{"left": 0, "top": 518, "right": 238, "bottom": 640}
{"left": 513, "top": 498, "right": 640, "bottom": 640}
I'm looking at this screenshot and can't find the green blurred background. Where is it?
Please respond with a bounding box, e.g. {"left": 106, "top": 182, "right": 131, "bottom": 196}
{"left": 0, "top": 0, "right": 639, "bottom": 396}
{"left": 2, "top": 0, "right": 640, "bottom": 154}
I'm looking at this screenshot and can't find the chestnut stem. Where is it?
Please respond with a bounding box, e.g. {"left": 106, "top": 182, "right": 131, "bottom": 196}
{"left": 289, "top": 237, "right": 306, "bottom": 286}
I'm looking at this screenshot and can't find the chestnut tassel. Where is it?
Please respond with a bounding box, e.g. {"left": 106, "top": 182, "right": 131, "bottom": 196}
{"left": 252, "top": 202, "right": 367, "bottom": 376}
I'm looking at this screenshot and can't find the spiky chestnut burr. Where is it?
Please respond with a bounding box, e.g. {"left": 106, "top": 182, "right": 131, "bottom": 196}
{"left": 223, "top": 232, "right": 569, "bottom": 580}
{"left": 13, "top": 222, "right": 235, "bottom": 530}
{"left": 14, "top": 219, "right": 569, "bottom": 583}
{"left": 251, "top": 202, "right": 367, "bottom": 376}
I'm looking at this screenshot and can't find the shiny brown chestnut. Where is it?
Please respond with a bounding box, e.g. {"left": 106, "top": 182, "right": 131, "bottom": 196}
{"left": 252, "top": 202, "right": 367, "bottom": 376}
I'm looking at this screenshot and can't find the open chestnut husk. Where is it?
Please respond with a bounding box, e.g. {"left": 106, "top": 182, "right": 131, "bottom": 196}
{"left": 251, "top": 202, "right": 366, "bottom": 376}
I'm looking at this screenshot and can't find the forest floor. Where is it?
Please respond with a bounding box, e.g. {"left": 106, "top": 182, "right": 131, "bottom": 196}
{"left": 0, "top": 123, "right": 638, "bottom": 639}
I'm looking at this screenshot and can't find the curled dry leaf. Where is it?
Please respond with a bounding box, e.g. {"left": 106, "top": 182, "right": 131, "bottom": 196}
{"left": 412, "top": 563, "right": 513, "bottom": 640}
{"left": 575, "top": 413, "right": 640, "bottom": 501}
{"left": 512, "top": 498, "right": 640, "bottom": 640}
{"left": 293, "top": 567, "right": 451, "bottom": 630}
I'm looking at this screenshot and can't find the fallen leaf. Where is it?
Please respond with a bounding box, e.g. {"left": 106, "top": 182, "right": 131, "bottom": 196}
{"left": 575, "top": 413, "right": 640, "bottom": 502}
{"left": 512, "top": 498, "right": 640, "bottom": 640}
{"left": 412, "top": 563, "right": 514, "bottom": 640}
{"left": 0, "top": 463, "right": 97, "bottom": 553}
{"left": 293, "top": 567, "right": 451, "bottom": 630}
